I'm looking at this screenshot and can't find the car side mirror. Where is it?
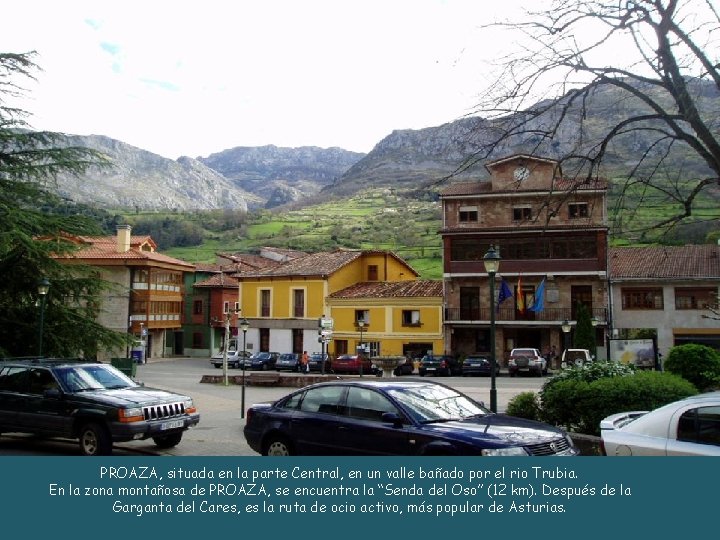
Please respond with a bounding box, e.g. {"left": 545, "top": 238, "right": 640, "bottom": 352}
{"left": 381, "top": 412, "right": 404, "bottom": 428}
{"left": 43, "top": 388, "right": 62, "bottom": 399}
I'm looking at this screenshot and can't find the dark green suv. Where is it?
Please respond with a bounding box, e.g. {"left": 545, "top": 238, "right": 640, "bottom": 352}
{"left": 0, "top": 358, "right": 200, "bottom": 456}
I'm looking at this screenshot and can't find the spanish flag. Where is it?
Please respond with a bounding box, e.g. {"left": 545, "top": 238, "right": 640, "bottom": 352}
{"left": 516, "top": 276, "right": 525, "bottom": 313}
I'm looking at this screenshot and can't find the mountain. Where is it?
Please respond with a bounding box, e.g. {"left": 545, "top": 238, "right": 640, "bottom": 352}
{"left": 329, "top": 78, "right": 720, "bottom": 195}
{"left": 53, "top": 135, "right": 258, "bottom": 211}
{"left": 198, "top": 145, "right": 365, "bottom": 208}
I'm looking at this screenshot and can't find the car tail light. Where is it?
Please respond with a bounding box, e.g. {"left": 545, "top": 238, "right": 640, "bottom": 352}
{"left": 245, "top": 408, "right": 252, "bottom": 423}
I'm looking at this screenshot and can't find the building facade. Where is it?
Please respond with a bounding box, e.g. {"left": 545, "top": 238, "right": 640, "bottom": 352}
{"left": 440, "top": 154, "right": 610, "bottom": 365}
{"left": 610, "top": 244, "right": 720, "bottom": 358}
{"left": 54, "top": 225, "right": 195, "bottom": 360}
{"left": 235, "top": 249, "right": 420, "bottom": 356}
{"left": 326, "top": 280, "right": 444, "bottom": 358}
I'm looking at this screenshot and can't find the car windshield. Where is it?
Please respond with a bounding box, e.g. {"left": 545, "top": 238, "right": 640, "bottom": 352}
{"left": 56, "top": 365, "right": 136, "bottom": 392}
{"left": 388, "top": 384, "right": 488, "bottom": 423}
{"left": 254, "top": 353, "right": 270, "bottom": 360}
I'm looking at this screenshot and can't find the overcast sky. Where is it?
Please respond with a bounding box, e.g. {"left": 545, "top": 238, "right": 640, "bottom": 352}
{"left": 1, "top": 0, "right": 536, "bottom": 160}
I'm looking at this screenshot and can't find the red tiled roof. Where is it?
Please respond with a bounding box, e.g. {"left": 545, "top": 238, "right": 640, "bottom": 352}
{"left": 53, "top": 235, "right": 194, "bottom": 269}
{"left": 328, "top": 280, "right": 443, "bottom": 299}
{"left": 238, "top": 250, "right": 418, "bottom": 279}
{"left": 194, "top": 273, "right": 240, "bottom": 288}
{"left": 610, "top": 245, "right": 720, "bottom": 279}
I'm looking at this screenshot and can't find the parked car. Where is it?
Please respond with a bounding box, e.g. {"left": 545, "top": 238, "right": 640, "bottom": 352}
{"left": 308, "top": 352, "right": 331, "bottom": 373}
{"left": 560, "top": 348, "right": 593, "bottom": 369}
{"left": 393, "top": 357, "right": 415, "bottom": 376}
{"left": 331, "top": 354, "right": 377, "bottom": 375}
{"left": 275, "top": 353, "right": 301, "bottom": 372}
{"left": 0, "top": 358, "right": 199, "bottom": 456}
{"left": 418, "top": 354, "right": 461, "bottom": 377}
{"left": 600, "top": 392, "right": 720, "bottom": 456}
{"left": 249, "top": 352, "right": 280, "bottom": 371}
{"left": 462, "top": 354, "right": 499, "bottom": 376}
{"left": 244, "top": 379, "right": 579, "bottom": 456}
{"left": 210, "top": 349, "right": 250, "bottom": 369}
{"left": 508, "top": 348, "right": 547, "bottom": 377}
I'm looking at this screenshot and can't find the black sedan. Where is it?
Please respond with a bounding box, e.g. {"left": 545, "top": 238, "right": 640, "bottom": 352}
{"left": 243, "top": 379, "right": 578, "bottom": 456}
{"left": 462, "top": 354, "right": 499, "bottom": 376}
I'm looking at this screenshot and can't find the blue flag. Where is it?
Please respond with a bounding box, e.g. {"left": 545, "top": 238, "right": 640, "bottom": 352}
{"left": 496, "top": 279, "right": 513, "bottom": 312}
{"left": 528, "top": 279, "right": 546, "bottom": 312}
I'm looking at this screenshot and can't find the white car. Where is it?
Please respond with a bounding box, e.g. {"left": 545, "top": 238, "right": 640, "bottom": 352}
{"left": 600, "top": 392, "right": 720, "bottom": 456}
{"left": 210, "top": 348, "right": 249, "bottom": 369}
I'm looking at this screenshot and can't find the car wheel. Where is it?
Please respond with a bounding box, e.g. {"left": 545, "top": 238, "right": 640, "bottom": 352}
{"left": 263, "top": 435, "right": 293, "bottom": 456}
{"left": 213, "top": 364, "right": 221, "bottom": 369}
{"left": 419, "top": 371, "right": 426, "bottom": 377}
{"left": 78, "top": 422, "right": 112, "bottom": 456}
{"left": 153, "top": 432, "right": 183, "bottom": 449}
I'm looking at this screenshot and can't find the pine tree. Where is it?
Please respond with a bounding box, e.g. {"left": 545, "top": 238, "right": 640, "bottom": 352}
{"left": 0, "top": 52, "right": 129, "bottom": 357}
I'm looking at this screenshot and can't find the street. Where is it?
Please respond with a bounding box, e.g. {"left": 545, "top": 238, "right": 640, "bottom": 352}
{"left": 0, "top": 357, "right": 549, "bottom": 456}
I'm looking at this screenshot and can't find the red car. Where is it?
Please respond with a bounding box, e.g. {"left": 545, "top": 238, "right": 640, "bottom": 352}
{"left": 331, "top": 354, "right": 378, "bottom": 375}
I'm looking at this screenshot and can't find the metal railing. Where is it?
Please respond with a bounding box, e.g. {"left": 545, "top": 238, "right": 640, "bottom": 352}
{"left": 444, "top": 306, "right": 608, "bottom": 323}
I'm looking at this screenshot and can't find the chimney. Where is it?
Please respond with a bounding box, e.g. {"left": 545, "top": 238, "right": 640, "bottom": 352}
{"left": 116, "top": 225, "right": 132, "bottom": 253}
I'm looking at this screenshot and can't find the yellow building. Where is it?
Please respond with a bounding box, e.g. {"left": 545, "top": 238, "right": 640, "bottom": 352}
{"left": 326, "top": 280, "right": 444, "bottom": 359}
{"left": 236, "top": 249, "right": 434, "bottom": 356}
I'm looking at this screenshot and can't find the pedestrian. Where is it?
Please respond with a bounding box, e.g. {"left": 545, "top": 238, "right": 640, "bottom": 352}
{"left": 301, "top": 351, "right": 310, "bottom": 373}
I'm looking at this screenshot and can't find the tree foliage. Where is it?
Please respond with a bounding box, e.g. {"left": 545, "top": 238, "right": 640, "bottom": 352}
{"left": 573, "top": 302, "right": 596, "bottom": 356}
{"left": 467, "top": 0, "right": 720, "bottom": 237}
{"left": 0, "top": 51, "right": 130, "bottom": 358}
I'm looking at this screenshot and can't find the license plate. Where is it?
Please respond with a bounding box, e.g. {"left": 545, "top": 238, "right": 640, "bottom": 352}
{"left": 160, "top": 419, "right": 184, "bottom": 431}
{"left": 426, "top": 367, "right": 436, "bottom": 371}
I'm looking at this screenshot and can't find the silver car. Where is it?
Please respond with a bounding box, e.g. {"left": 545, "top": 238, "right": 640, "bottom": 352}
{"left": 600, "top": 392, "right": 720, "bottom": 456}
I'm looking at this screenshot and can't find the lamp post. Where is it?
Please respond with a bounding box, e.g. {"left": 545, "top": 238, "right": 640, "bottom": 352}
{"left": 37, "top": 278, "right": 50, "bottom": 357}
{"left": 590, "top": 316, "right": 598, "bottom": 360}
{"left": 483, "top": 245, "right": 500, "bottom": 413}
{"left": 562, "top": 319, "right": 572, "bottom": 356}
{"left": 357, "top": 320, "right": 366, "bottom": 377}
{"left": 239, "top": 317, "right": 249, "bottom": 419}
{"left": 221, "top": 313, "right": 231, "bottom": 387}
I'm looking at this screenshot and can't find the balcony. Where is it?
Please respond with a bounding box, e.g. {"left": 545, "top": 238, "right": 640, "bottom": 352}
{"left": 445, "top": 306, "right": 608, "bottom": 324}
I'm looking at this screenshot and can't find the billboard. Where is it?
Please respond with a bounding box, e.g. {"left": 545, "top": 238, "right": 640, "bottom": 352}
{"left": 608, "top": 338, "right": 656, "bottom": 369}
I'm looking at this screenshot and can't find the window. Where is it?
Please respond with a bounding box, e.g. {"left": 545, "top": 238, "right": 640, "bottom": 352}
{"left": 335, "top": 340, "right": 348, "bottom": 355}
{"left": 355, "top": 310, "right": 369, "bottom": 325}
{"left": 368, "top": 265, "right": 379, "bottom": 281}
{"left": 677, "top": 406, "right": 720, "bottom": 446}
{"left": 260, "top": 290, "right": 271, "bottom": 317}
{"left": 512, "top": 207, "right": 532, "bottom": 221}
{"left": 223, "top": 301, "right": 230, "bottom": 314}
{"left": 402, "top": 310, "right": 421, "bottom": 326}
{"left": 346, "top": 387, "right": 397, "bottom": 421}
{"left": 293, "top": 289, "right": 305, "bottom": 317}
{"left": 675, "top": 287, "right": 716, "bottom": 310}
{"left": 193, "top": 300, "right": 203, "bottom": 315}
{"left": 459, "top": 206, "right": 478, "bottom": 223}
{"left": 459, "top": 287, "right": 480, "bottom": 320}
{"left": 621, "top": 288, "right": 664, "bottom": 310}
{"left": 299, "top": 386, "right": 345, "bottom": 414}
{"left": 569, "top": 202, "right": 589, "bottom": 219}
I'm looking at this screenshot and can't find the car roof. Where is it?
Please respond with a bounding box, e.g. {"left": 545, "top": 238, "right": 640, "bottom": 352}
{"left": 0, "top": 357, "right": 100, "bottom": 368}
{"left": 298, "top": 379, "right": 453, "bottom": 392}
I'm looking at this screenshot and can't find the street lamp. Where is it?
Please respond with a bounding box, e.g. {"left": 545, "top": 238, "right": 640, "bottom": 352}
{"left": 562, "top": 319, "right": 572, "bottom": 355}
{"left": 37, "top": 278, "right": 50, "bottom": 357}
{"left": 357, "top": 320, "right": 366, "bottom": 377}
{"left": 239, "top": 317, "right": 249, "bottom": 419}
{"left": 483, "top": 245, "right": 500, "bottom": 413}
